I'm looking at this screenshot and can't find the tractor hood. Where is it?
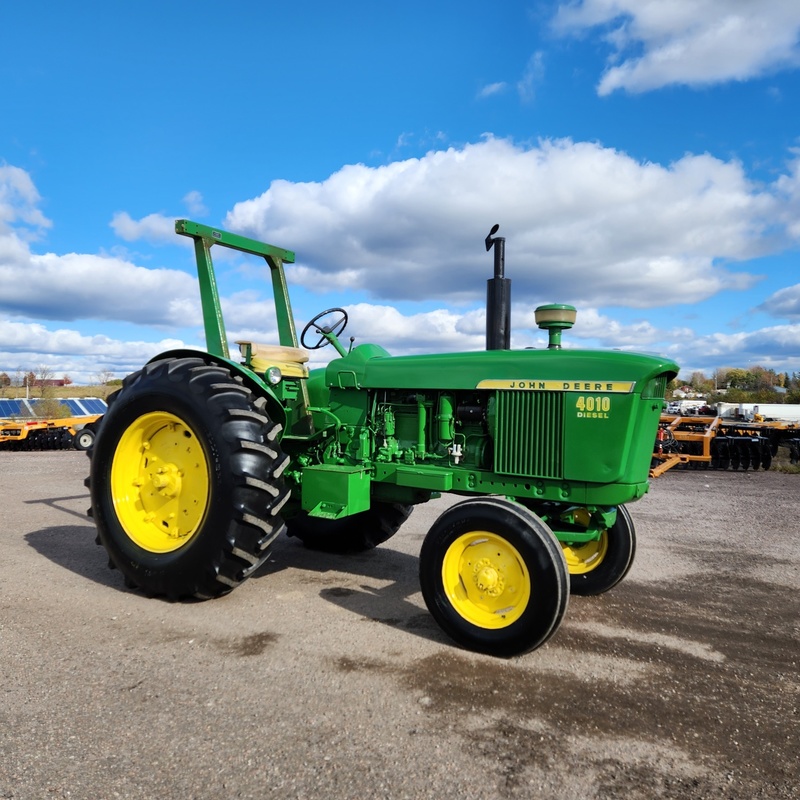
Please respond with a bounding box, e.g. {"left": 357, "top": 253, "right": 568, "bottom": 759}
{"left": 326, "top": 344, "right": 678, "bottom": 393}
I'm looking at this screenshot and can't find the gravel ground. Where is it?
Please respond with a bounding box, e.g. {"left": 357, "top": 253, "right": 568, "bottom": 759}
{"left": 1, "top": 451, "right": 798, "bottom": 799}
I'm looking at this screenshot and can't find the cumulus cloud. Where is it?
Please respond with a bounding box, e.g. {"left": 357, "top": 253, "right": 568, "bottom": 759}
{"left": 110, "top": 211, "right": 176, "bottom": 244}
{"left": 0, "top": 165, "right": 51, "bottom": 239}
{"left": 759, "top": 284, "right": 800, "bottom": 321}
{"left": 0, "top": 318, "right": 184, "bottom": 358}
{"left": 345, "top": 303, "right": 485, "bottom": 354}
{"left": 0, "top": 248, "right": 199, "bottom": 326}
{"left": 772, "top": 155, "right": 800, "bottom": 239}
{"left": 0, "top": 170, "right": 203, "bottom": 327}
{"left": 553, "top": 0, "right": 800, "bottom": 94}
{"left": 515, "top": 306, "right": 664, "bottom": 348}
{"left": 225, "top": 137, "right": 786, "bottom": 309}
{"left": 222, "top": 291, "right": 279, "bottom": 339}
{"left": 684, "top": 323, "right": 800, "bottom": 373}
{"left": 0, "top": 318, "right": 188, "bottom": 383}
{"left": 4, "top": 149, "right": 800, "bottom": 381}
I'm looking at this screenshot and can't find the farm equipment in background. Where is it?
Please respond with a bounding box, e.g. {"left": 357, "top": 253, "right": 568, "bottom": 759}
{"left": 0, "top": 416, "right": 101, "bottom": 450}
{"left": 0, "top": 398, "right": 106, "bottom": 451}
{"left": 651, "top": 412, "right": 800, "bottom": 476}
{"left": 86, "top": 220, "right": 678, "bottom": 657}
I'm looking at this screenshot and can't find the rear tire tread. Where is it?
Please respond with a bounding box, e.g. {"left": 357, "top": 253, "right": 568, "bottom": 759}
{"left": 88, "top": 356, "right": 289, "bottom": 600}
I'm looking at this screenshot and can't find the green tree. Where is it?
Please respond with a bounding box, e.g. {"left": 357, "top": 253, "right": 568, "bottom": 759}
{"left": 750, "top": 365, "right": 779, "bottom": 392}
{"left": 689, "top": 371, "right": 714, "bottom": 395}
{"left": 726, "top": 368, "right": 757, "bottom": 391}
{"left": 32, "top": 397, "right": 72, "bottom": 419}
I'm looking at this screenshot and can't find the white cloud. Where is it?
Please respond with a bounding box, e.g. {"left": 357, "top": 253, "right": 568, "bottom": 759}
{"left": 0, "top": 318, "right": 188, "bottom": 383}
{"left": 517, "top": 52, "right": 545, "bottom": 103}
{"left": 759, "top": 284, "right": 800, "bottom": 321}
{"left": 183, "top": 190, "right": 208, "bottom": 217}
{"left": 3, "top": 152, "right": 800, "bottom": 381}
{"left": 225, "top": 137, "right": 786, "bottom": 309}
{"left": 773, "top": 155, "right": 800, "bottom": 239}
{"left": 0, "top": 318, "right": 183, "bottom": 358}
{"left": 0, "top": 248, "right": 199, "bottom": 326}
{"left": 477, "top": 82, "right": 507, "bottom": 99}
{"left": 554, "top": 0, "right": 800, "bottom": 94}
{"left": 110, "top": 211, "right": 176, "bottom": 244}
{"left": 687, "top": 324, "right": 800, "bottom": 372}
{"left": 222, "top": 291, "right": 278, "bottom": 335}
{"left": 345, "top": 303, "right": 484, "bottom": 354}
{"left": 0, "top": 172, "right": 205, "bottom": 327}
{"left": 516, "top": 306, "right": 663, "bottom": 347}
{"left": 0, "top": 165, "right": 51, "bottom": 238}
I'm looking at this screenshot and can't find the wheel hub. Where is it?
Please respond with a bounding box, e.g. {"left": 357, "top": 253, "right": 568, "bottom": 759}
{"left": 151, "top": 463, "right": 182, "bottom": 497}
{"left": 473, "top": 558, "right": 505, "bottom": 596}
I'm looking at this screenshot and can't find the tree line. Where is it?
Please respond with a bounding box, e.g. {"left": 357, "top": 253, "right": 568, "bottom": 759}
{"left": 0, "top": 366, "right": 117, "bottom": 394}
{"left": 673, "top": 366, "right": 800, "bottom": 404}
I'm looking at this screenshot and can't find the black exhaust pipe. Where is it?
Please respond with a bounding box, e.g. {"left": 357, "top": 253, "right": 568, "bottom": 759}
{"left": 485, "top": 224, "right": 510, "bottom": 350}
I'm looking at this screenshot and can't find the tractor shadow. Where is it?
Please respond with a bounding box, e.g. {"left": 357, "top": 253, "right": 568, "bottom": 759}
{"left": 23, "top": 493, "right": 126, "bottom": 590}
{"left": 23, "top": 493, "right": 92, "bottom": 524}
{"left": 25, "top": 523, "right": 125, "bottom": 591}
{"left": 255, "top": 534, "right": 447, "bottom": 647}
{"left": 23, "top": 499, "right": 445, "bottom": 645}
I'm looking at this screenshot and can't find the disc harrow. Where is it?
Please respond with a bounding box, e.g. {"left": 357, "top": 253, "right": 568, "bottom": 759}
{"left": 0, "top": 416, "right": 102, "bottom": 451}
{"left": 651, "top": 413, "right": 798, "bottom": 476}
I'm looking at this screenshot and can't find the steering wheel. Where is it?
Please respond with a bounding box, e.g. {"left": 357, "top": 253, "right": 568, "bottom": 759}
{"left": 301, "top": 307, "right": 349, "bottom": 350}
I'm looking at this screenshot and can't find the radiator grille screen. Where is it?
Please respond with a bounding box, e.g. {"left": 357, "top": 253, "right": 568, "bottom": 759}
{"left": 494, "top": 391, "right": 564, "bottom": 479}
{"left": 643, "top": 374, "right": 668, "bottom": 399}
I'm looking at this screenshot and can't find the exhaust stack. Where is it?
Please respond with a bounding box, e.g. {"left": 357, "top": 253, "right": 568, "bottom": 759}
{"left": 485, "top": 224, "right": 510, "bottom": 350}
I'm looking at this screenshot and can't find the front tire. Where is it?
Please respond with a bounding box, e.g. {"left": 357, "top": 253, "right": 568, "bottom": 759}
{"left": 419, "top": 498, "right": 569, "bottom": 657}
{"left": 561, "top": 505, "right": 636, "bottom": 596}
{"left": 89, "top": 356, "right": 289, "bottom": 599}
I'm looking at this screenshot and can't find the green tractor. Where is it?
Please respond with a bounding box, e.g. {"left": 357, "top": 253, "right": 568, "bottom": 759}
{"left": 87, "top": 220, "right": 678, "bottom": 657}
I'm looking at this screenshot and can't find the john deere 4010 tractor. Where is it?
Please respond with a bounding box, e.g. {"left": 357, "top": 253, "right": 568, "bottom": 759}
{"left": 88, "top": 220, "right": 678, "bottom": 657}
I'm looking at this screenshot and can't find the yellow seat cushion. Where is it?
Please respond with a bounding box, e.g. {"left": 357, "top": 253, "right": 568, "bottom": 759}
{"left": 236, "top": 341, "right": 310, "bottom": 379}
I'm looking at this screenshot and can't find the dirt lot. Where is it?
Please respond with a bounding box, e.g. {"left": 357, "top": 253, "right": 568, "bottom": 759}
{"left": 1, "top": 451, "right": 798, "bottom": 799}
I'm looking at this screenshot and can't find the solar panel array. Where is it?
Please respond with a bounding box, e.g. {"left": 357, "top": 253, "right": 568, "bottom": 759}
{"left": 0, "top": 399, "right": 25, "bottom": 417}
{"left": 80, "top": 398, "right": 107, "bottom": 414}
{"left": 0, "top": 397, "right": 107, "bottom": 419}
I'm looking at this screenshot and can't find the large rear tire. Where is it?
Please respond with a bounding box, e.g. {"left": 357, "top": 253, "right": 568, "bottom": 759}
{"left": 419, "top": 498, "right": 569, "bottom": 657}
{"left": 286, "top": 503, "right": 412, "bottom": 553}
{"left": 88, "top": 356, "right": 289, "bottom": 599}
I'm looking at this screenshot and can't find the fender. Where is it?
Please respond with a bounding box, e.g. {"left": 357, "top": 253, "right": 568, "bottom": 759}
{"left": 147, "top": 348, "right": 288, "bottom": 435}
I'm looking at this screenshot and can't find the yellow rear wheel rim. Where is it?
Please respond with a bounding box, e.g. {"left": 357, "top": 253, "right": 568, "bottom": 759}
{"left": 442, "top": 531, "right": 531, "bottom": 629}
{"left": 110, "top": 411, "right": 210, "bottom": 553}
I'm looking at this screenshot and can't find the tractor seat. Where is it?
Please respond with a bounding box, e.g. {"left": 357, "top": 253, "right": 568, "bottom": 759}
{"left": 236, "top": 341, "right": 310, "bottom": 379}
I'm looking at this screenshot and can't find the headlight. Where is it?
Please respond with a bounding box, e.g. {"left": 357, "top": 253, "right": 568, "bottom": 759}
{"left": 265, "top": 366, "right": 282, "bottom": 385}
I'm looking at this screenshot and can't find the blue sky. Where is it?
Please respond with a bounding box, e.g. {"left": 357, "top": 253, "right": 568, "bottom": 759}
{"left": 2, "top": 0, "right": 800, "bottom": 384}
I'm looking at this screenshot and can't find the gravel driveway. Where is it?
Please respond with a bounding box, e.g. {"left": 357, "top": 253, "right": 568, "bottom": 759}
{"left": 1, "top": 451, "right": 798, "bottom": 799}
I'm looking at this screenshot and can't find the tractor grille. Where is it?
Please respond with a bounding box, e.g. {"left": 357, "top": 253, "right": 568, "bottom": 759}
{"left": 494, "top": 390, "right": 564, "bottom": 479}
{"left": 644, "top": 374, "right": 668, "bottom": 399}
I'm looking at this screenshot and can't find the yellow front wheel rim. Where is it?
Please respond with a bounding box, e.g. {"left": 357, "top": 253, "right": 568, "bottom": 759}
{"left": 562, "top": 531, "right": 609, "bottom": 575}
{"left": 442, "top": 531, "right": 531, "bottom": 629}
{"left": 110, "top": 411, "right": 210, "bottom": 553}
